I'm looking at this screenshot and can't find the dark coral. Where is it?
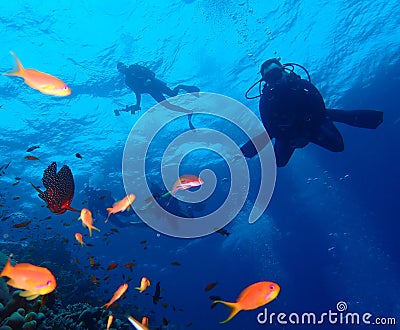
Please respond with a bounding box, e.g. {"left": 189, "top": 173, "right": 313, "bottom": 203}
{"left": 41, "top": 303, "right": 132, "bottom": 330}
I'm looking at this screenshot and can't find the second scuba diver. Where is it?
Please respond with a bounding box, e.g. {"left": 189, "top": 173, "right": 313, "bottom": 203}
{"left": 242, "top": 58, "right": 384, "bottom": 167}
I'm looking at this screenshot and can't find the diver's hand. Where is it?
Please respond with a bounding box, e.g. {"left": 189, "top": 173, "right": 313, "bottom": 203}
{"left": 126, "top": 104, "right": 141, "bottom": 114}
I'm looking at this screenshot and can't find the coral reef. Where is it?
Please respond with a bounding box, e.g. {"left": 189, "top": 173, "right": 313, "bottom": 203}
{"left": 41, "top": 303, "right": 131, "bottom": 330}
{"left": 0, "top": 291, "right": 46, "bottom": 330}
{"left": 0, "top": 295, "right": 133, "bottom": 330}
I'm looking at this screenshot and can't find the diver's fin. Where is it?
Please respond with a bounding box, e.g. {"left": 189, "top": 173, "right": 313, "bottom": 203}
{"left": 274, "top": 139, "right": 295, "bottom": 167}
{"left": 179, "top": 85, "right": 200, "bottom": 93}
{"left": 311, "top": 120, "right": 344, "bottom": 152}
{"left": 327, "top": 109, "right": 383, "bottom": 129}
{"left": 240, "top": 132, "right": 271, "bottom": 158}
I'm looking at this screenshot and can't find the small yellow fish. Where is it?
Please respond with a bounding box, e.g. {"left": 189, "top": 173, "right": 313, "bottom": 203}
{"left": 4, "top": 51, "right": 71, "bottom": 97}
{"left": 74, "top": 233, "right": 85, "bottom": 247}
{"left": 106, "top": 314, "right": 114, "bottom": 330}
{"left": 141, "top": 316, "right": 149, "bottom": 327}
{"left": 78, "top": 208, "right": 100, "bottom": 237}
{"left": 105, "top": 194, "right": 135, "bottom": 222}
{"left": 135, "top": 276, "right": 150, "bottom": 293}
{"left": 102, "top": 283, "right": 128, "bottom": 309}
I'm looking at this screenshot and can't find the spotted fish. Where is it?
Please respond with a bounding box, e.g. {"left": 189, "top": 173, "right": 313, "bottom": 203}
{"left": 30, "top": 162, "right": 80, "bottom": 214}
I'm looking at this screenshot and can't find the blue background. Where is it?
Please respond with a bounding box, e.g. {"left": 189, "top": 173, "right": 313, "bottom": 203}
{"left": 0, "top": 1, "right": 399, "bottom": 329}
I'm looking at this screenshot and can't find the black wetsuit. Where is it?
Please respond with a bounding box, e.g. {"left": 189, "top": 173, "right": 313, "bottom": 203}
{"left": 124, "top": 64, "right": 197, "bottom": 105}
{"left": 260, "top": 73, "right": 344, "bottom": 167}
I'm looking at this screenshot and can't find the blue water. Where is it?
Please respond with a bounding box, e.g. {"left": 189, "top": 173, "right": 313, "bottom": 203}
{"left": 0, "top": 1, "right": 399, "bottom": 329}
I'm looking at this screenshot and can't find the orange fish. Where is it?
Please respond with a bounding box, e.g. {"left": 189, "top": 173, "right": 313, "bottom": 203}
{"left": 105, "top": 194, "right": 135, "bottom": 222}
{"left": 124, "top": 263, "right": 134, "bottom": 272}
{"left": 0, "top": 255, "right": 57, "bottom": 300}
{"left": 25, "top": 156, "right": 40, "bottom": 161}
{"left": 12, "top": 220, "right": 32, "bottom": 228}
{"left": 162, "top": 175, "right": 204, "bottom": 198}
{"left": 78, "top": 208, "right": 100, "bottom": 237}
{"left": 212, "top": 281, "right": 280, "bottom": 323}
{"left": 141, "top": 316, "right": 149, "bottom": 327}
{"left": 204, "top": 281, "right": 218, "bottom": 292}
{"left": 135, "top": 277, "right": 150, "bottom": 293}
{"left": 127, "top": 315, "right": 150, "bottom": 330}
{"left": 102, "top": 283, "right": 128, "bottom": 309}
{"left": 91, "top": 275, "right": 100, "bottom": 285}
{"left": 4, "top": 51, "right": 71, "bottom": 96}
{"left": 89, "top": 256, "right": 95, "bottom": 267}
{"left": 106, "top": 263, "right": 118, "bottom": 270}
{"left": 106, "top": 314, "right": 114, "bottom": 330}
{"left": 74, "top": 233, "right": 85, "bottom": 246}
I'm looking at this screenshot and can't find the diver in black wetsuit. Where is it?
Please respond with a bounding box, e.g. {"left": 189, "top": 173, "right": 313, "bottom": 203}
{"left": 242, "top": 58, "right": 384, "bottom": 167}
{"left": 116, "top": 62, "right": 199, "bottom": 129}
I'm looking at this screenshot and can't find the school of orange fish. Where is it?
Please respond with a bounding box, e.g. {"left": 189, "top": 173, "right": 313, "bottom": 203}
{"left": 0, "top": 52, "right": 281, "bottom": 328}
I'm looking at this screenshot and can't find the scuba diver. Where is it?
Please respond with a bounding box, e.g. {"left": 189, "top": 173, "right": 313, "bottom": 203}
{"left": 242, "top": 58, "right": 384, "bottom": 167}
{"left": 116, "top": 62, "right": 200, "bottom": 130}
